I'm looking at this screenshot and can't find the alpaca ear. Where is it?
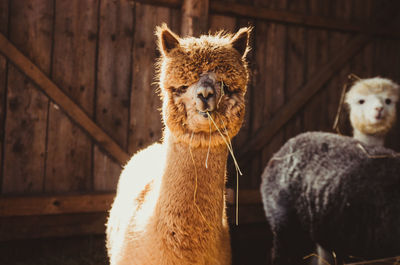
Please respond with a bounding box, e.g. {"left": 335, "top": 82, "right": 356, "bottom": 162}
{"left": 231, "top": 27, "right": 251, "bottom": 57}
{"left": 157, "top": 24, "right": 180, "bottom": 56}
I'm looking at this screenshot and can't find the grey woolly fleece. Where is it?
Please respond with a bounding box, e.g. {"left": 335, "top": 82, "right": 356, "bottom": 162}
{"left": 260, "top": 131, "right": 400, "bottom": 265}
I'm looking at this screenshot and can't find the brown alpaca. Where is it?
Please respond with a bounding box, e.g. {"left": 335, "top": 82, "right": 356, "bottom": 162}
{"left": 106, "top": 24, "right": 251, "bottom": 265}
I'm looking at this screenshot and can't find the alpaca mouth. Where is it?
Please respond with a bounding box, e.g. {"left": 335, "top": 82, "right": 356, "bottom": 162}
{"left": 375, "top": 113, "right": 384, "bottom": 120}
{"left": 198, "top": 110, "right": 215, "bottom": 118}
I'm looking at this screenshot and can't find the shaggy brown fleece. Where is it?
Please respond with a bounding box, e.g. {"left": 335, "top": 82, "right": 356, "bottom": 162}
{"left": 106, "top": 24, "right": 251, "bottom": 265}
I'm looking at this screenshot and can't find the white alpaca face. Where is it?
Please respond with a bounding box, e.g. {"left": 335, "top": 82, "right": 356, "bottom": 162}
{"left": 348, "top": 91, "right": 397, "bottom": 125}
{"left": 345, "top": 77, "right": 399, "bottom": 136}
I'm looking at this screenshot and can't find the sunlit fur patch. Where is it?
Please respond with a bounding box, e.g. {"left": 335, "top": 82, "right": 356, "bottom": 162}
{"left": 351, "top": 113, "right": 396, "bottom": 136}
{"left": 156, "top": 28, "right": 250, "bottom": 148}
{"left": 345, "top": 77, "right": 399, "bottom": 136}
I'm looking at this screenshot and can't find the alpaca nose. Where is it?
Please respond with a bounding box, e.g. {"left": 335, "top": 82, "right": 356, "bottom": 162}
{"left": 375, "top": 106, "right": 383, "bottom": 112}
{"left": 196, "top": 74, "right": 217, "bottom": 112}
{"left": 197, "top": 87, "right": 215, "bottom": 102}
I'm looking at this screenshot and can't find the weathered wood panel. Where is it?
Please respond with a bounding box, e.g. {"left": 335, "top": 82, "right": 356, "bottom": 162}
{"left": 324, "top": 0, "right": 353, "bottom": 134}
{"left": 128, "top": 3, "right": 171, "bottom": 154}
{"left": 45, "top": 0, "right": 99, "bottom": 192}
{"left": 248, "top": 14, "right": 267, "bottom": 189}
{"left": 209, "top": 0, "right": 236, "bottom": 35}
{"left": 0, "top": 33, "right": 129, "bottom": 166}
{"left": 0, "top": 193, "right": 114, "bottom": 217}
{"left": 232, "top": 14, "right": 255, "bottom": 189}
{"left": 374, "top": 36, "right": 400, "bottom": 151}
{"left": 181, "top": 0, "right": 209, "bottom": 36}
{"left": 2, "top": 0, "right": 53, "bottom": 194}
{"left": 93, "top": 0, "right": 134, "bottom": 191}
{"left": 303, "top": 0, "right": 330, "bottom": 133}
{"left": 260, "top": 0, "right": 287, "bottom": 189}
{"left": 0, "top": 0, "right": 9, "bottom": 192}
{"left": 283, "top": 0, "right": 307, "bottom": 142}
{"left": 0, "top": 212, "right": 107, "bottom": 241}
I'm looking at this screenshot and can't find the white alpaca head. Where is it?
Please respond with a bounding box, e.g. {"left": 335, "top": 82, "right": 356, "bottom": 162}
{"left": 345, "top": 77, "right": 399, "bottom": 145}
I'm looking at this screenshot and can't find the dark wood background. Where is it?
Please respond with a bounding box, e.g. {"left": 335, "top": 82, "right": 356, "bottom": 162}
{"left": 0, "top": 0, "right": 400, "bottom": 263}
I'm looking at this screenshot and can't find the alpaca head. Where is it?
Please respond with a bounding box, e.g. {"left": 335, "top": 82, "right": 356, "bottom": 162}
{"left": 345, "top": 77, "right": 399, "bottom": 139}
{"left": 156, "top": 24, "right": 251, "bottom": 148}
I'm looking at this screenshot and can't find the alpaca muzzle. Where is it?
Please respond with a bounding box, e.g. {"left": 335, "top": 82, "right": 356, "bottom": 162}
{"left": 196, "top": 74, "right": 217, "bottom": 114}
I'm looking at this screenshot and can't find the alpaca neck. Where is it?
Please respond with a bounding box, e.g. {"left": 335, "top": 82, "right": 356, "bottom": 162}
{"left": 156, "top": 132, "right": 229, "bottom": 230}
{"left": 353, "top": 129, "right": 385, "bottom": 147}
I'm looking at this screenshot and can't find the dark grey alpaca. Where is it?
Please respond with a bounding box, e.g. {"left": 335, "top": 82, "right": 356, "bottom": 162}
{"left": 260, "top": 132, "right": 400, "bottom": 265}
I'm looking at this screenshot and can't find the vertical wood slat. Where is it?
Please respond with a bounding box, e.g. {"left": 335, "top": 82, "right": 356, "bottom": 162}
{"left": 248, "top": 15, "right": 267, "bottom": 189}
{"left": 2, "top": 0, "right": 53, "bottom": 194}
{"left": 232, "top": 12, "right": 256, "bottom": 189}
{"left": 0, "top": 0, "right": 9, "bottom": 191}
{"left": 128, "top": 3, "right": 170, "bottom": 155}
{"left": 181, "top": 0, "right": 209, "bottom": 37}
{"left": 325, "top": 0, "right": 354, "bottom": 136}
{"left": 93, "top": 0, "right": 134, "bottom": 191}
{"left": 374, "top": 30, "right": 400, "bottom": 151}
{"left": 303, "top": 0, "right": 329, "bottom": 133}
{"left": 45, "top": 0, "right": 99, "bottom": 193}
{"left": 283, "top": 0, "right": 307, "bottom": 142}
{"left": 260, "top": 0, "right": 287, "bottom": 189}
{"left": 209, "top": 0, "right": 236, "bottom": 34}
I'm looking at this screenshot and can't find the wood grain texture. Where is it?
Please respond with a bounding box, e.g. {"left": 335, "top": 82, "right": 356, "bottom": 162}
{"left": 45, "top": 0, "right": 99, "bottom": 193}
{"left": 181, "top": 0, "right": 209, "bottom": 36}
{"left": 0, "top": 193, "right": 114, "bottom": 216}
{"left": 0, "top": 0, "right": 8, "bottom": 191}
{"left": 247, "top": 17, "right": 267, "bottom": 189}
{"left": 373, "top": 34, "right": 400, "bottom": 151}
{"left": 0, "top": 34, "right": 129, "bottom": 166}
{"left": 283, "top": 0, "right": 307, "bottom": 142}
{"left": 260, "top": 0, "right": 287, "bottom": 188}
{"left": 0, "top": 212, "right": 107, "bottom": 241}
{"left": 93, "top": 0, "right": 134, "bottom": 191}
{"left": 209, "top": 14, "right": 236, "bottom": 34}
{"left": 128, "top": 3, "right": 168, "bottom": 154}
{"left": 303, "top": 0, "right": 330, "bottom": 133}
{"left": 325, "top": 0, "right": 354, "bottom": 135}
{"left": 210, "top": 0, "right": 400, "bottom": 38}
{"left": 2, "top": 0, "right": 53, "bottom": 194}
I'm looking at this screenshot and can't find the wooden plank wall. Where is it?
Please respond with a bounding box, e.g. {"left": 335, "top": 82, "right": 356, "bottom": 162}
{"left": 0, "top": 0, "right": 181, "bottom": 195}
{"left": 0, "top": 0, "right": 8, "bottom": 193}
{"left": 0, "top": 0, "right": 399, "bottom": 216}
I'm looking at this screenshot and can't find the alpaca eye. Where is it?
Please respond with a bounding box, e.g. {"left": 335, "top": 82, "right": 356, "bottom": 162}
{"left": 358, "top": 99, "right": 365, "bottom": 105}
{"left": 171, "top": 85, "right": 188, "bottom": 95}
{"left": 220, "top": 81, "right": 231, "bottom": 95}
{"left": 176, "top": 85, "right": 188, "bottom": 92}
{"left": 385, "top": 98, "right": 392, "bottom": 105}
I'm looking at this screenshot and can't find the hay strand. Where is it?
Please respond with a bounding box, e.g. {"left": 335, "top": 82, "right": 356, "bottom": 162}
{"left": 333, "top": 73, "right": 361, "bottom": 134}
{"left": 189, "top": 132, "right": 212, "bottom": 230}
{"left": 303, "top": 253, "right": 332, "bottom": 265}
{"left": 207, "top": 112, "right": 242, "bottom": 225}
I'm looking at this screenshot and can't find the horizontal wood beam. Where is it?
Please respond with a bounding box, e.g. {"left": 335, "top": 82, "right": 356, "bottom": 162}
{"left": 0, "top": 33, "right": 130, "bottom": 166}
{"left": 0, "top": 208, "right": 267, "bottom": 241}
{"left": 226, "top": 188, "right": 261, "bottom": 205}
{"left": 210, "top": 1, "right": 400, "bottom": 39}
{"left": 0, "top": 189, "right": 265, "bottom": 240}
{"left": 0, "top": 189, "right": 262, "bottom": 217}
{"left": 0, "top": 212, "right": 107, "bottom": 241}
{"left": 0, "top": 193, "right": 115, "bottom": 217}
{"left": 133, "top": 0, "right": 400, "bottom": 38}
